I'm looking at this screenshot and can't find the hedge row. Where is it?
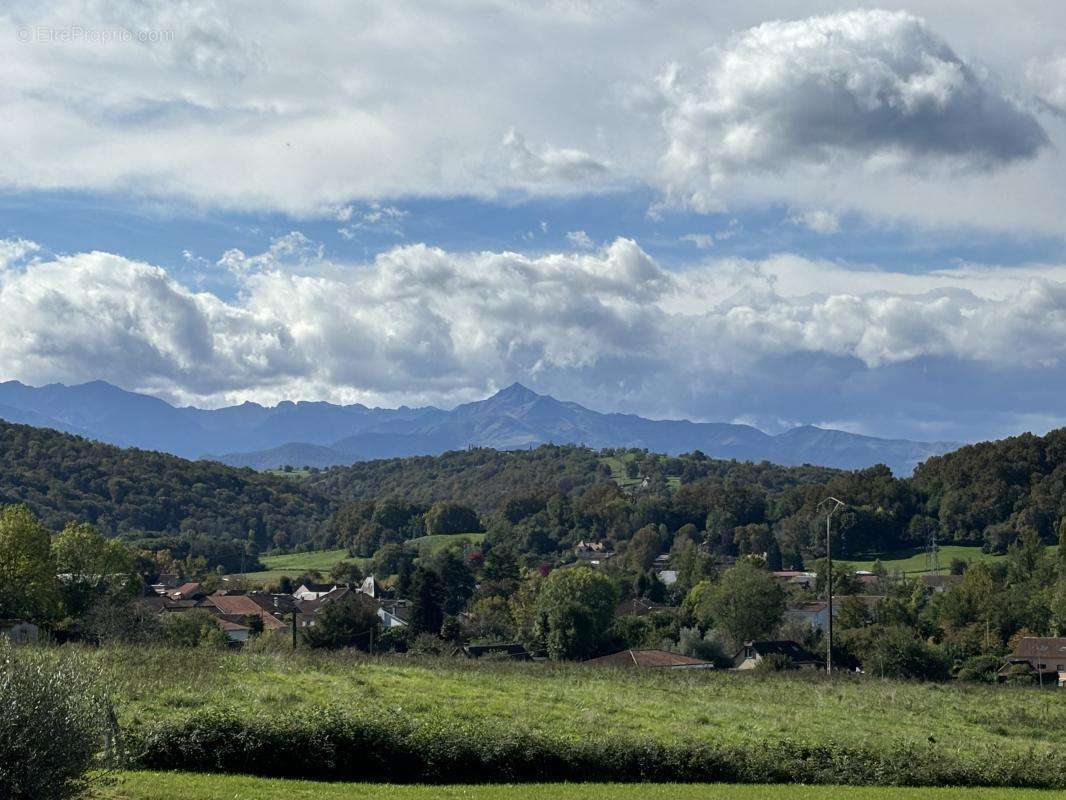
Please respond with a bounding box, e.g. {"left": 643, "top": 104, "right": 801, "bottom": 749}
{"left": 127, "top": 708, "right": 1066, "bottom": 788}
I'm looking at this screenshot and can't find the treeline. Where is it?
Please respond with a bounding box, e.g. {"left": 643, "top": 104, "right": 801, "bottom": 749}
{"left": 12, "top": 416, "right": 1066, "bottom": 571}
{"left": 304, "top": 446, "right": 609, "bottom": 514}
{"left": 304, "top": 445, "right": 840, "bottom": 514}
{"left": 914, "top": 428, "right": 1066, "bottom": 548}
{"left": 0, "top": 421, "right": 332, "bottom": 554}
{"left": 315, "top": 429, "right": 1066, "bottom": 559}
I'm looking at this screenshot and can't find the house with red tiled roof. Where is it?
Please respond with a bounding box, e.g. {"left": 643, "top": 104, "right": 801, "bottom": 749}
{"left": 205, "top": 591, "right": 286, "bottom": 631}
{"left": 164, "top": 582, "right": 204, "bottom": 601}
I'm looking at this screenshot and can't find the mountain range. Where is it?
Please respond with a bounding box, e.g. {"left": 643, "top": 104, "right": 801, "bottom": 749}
{"left": 0, "top": 379, "right": 959, "bottom": 474}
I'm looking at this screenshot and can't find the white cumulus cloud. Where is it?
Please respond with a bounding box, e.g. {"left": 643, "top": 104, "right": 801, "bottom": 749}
{"left": 6, "top": 234, "right": 1066, "bottom": 441}
{"left": 656, "top": 9, "right": 1048, "bottom": 211}
{"left": 566, "top": 230, "right": 594, "bottom": 249}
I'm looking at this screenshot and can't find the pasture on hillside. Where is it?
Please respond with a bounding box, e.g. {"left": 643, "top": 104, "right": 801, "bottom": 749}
{"left": 847, "top": 545, "right": 1058, "bottom": 576}
{"left": 238, "top": 548, "right": 364, "bottom": 585}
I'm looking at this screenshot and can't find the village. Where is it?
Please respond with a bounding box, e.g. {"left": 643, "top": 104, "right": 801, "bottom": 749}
{"left": 6, "top": 540, "right": 1061, "bottom": 686}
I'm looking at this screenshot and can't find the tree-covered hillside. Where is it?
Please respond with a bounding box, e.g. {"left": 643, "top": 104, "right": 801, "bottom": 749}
{"left": 0, "top": 420, "right": 332, "bottom": 556}
{"left": 303, "top": 445, "right": 841, "bottom": 515}
{"left": 914, "top": 428, "right": 1066, "bottom": 548}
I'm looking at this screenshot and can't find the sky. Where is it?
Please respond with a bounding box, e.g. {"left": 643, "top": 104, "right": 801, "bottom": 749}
{"left": 3, "top": 1, "right": 1066, "bottom": 444}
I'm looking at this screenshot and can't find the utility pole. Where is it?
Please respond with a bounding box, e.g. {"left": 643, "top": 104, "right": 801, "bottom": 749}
{"left": 818, "top": 496, "right": 845, "bottom": 676}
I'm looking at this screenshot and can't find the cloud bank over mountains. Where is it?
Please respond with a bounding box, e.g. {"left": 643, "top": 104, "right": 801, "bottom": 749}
{"left": 5, "top": 234, "right": 1066, "bottom": 443}
{"left": 4, "top": 3, "right": 1066, "bottom": 443}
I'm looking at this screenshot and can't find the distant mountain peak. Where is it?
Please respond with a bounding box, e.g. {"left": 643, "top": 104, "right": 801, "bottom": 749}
{"left": 490, "top": 382, "right": 541, "bottom": 402}
{"left": 0, "top": 378, "right": 959, "bottom": 474}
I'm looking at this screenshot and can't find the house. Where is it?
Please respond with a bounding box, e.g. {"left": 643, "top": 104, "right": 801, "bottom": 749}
{"left": 783, "top": 600, "right": 830, "bottom": 631}
{"left": 771, "top": 570, "right": 817, "bottom": 589}
{"left": 294, "top": 587, "right": 349, "bottom": 620}
{"left": 783, "top": 595, "right": 884, "bottom": 633}
{"left": 0, "top": 619, "right": 40, "bottom": 644}
{"left": 294, "top": 587, "right": 407, "bottom": 630}
{"left": 358, "top": 575, "right": 377, "bottom": 598}
{"left": 998, "top": 637, "right": 1066, "bottom": 687}
{"left": 584, "top": 649, "right": 714, "bottom": 670}
{"left": 463, "top": 642, "right": 530, "bottom": 660}
{"left": 246, "top": 591, "right": 299, "bottom": 616}
{"left": 375, "top": 598, "right": 410, "bottom": 628}
{"left": 733, "top": 640, "right": 821, "bottom": 670}
{"left": 204, "top": 591, "right": 287, "bottom": 631}
{"left": 293, "top": 582, "right": 339, "bottom": 601}
{"left": 149, "top": 572, "right": 181, "bottom": 594}
{"left": 214, "top": 617, "right": 252, "bottom": 644}
{"left": 164, "top": 581, "right": 204, "bottom": 600}
{"left": 920, "top": 574, "right": 964, "bottom": 593}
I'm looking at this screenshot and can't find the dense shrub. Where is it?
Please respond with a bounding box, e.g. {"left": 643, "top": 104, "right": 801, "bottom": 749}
{"left": 129, "top": 706, "right": 1066, "bottom": 788}
{"left": 841, "top": 625, "right": 950, "bottom": 680}
{"left": 162, "top": 609, "right": 230, "bottom": 649}
{"left": 302, "top": 594, "right": 381, "bottom": 650}
{"left": 0, "top": 642, "right": 107, "bottom": 800}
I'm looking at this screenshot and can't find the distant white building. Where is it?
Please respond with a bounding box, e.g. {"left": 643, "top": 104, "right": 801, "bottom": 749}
{"left": 656, "top": 570, "right": 678, "bottom": 586}
{"left": 293, "top": 582, "right": 339, "bottom": 601}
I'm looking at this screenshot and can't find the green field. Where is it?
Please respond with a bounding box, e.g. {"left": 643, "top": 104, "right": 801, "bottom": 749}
{"left": 102, "top": 772, "right": 1063, "bottom": 800}
{"left": 263, "top": 467, "right": 315, "bottom": 478}
{"left": 96, "top": 647, "right": 1065, "bottom": 760}
{"left": 601, "top": 455, "right": 680, "bottom": 491}
{"left": 239, "top": 548, "right": 364, "bottom": 584}
{"left": 405, "top": 532, "right": 486, "bottom": 557}
{"left": 847, "top": 545, "right": 1057, "bottom": 576}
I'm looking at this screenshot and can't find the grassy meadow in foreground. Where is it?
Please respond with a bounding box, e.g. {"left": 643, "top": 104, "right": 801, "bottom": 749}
{"left": 102, "top": 772, "right": 1066, "bottom": 800}
{"left": 95, "top": 647, "right": 1065, "bottom": 756}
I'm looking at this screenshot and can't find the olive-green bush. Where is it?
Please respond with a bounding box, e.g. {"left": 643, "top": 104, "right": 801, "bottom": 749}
{"left": 0, "top": 642, "right": 107, "bottom": 800}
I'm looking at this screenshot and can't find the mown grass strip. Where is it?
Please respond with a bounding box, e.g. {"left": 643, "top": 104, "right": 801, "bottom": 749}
{"left": 102, "top": 772, "right": 1066, "bottom": 800}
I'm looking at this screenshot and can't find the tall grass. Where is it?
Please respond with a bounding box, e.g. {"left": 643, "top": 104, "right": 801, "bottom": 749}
{"left": 81, "top": 645, "right": 1066, "bottom": 787}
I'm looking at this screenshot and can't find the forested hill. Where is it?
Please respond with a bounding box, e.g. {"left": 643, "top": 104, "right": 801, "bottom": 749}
{"left": 913, "top": 428, "right": 1066, "bottom": 548}
{"left": 0, "top": 420, "right": 332, "bottom": 552}
{"left": 302, "top": 445, "right": 843, "bottom": 514}
{"left": 8, "top": 414, "right": 1066, "bottom": 564}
